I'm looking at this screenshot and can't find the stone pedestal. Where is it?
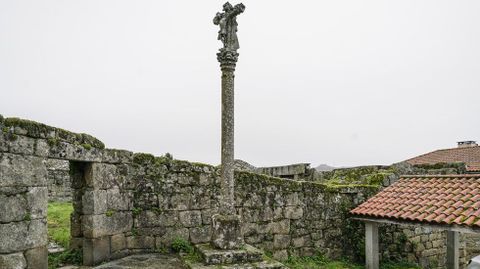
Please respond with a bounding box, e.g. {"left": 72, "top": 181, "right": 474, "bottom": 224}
{"left": 211, "top": 214, "right": 244, "bottom": 250}
{"left": 183, "top": 243, "right": 287, "bottom": 269}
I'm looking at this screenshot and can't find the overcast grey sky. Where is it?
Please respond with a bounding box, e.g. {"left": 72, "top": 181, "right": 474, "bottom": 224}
{"left": 1, "top": 0, "right": 479, "bottom": 167}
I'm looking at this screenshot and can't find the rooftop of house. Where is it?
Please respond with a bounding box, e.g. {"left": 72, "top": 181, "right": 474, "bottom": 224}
{"left": 405, "top": 141, "right": 480, "bottom": 172}
{"left": 351, "top": 174, "right": 480, "bottom": 228}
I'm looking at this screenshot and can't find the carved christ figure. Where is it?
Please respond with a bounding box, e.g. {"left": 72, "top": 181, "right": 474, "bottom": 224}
{"left": 213, "top": 2, "right": 245, "bottom": 51}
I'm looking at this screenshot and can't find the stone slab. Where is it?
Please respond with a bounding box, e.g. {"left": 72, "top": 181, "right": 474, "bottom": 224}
{"left": 195, "top": 243, "right": 263, "bottom": 265}
{"left": 185, "top": 260, "right": 287, "bottom": 269}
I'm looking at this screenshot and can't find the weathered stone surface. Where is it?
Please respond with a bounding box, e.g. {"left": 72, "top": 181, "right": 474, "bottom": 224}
{"left": 27, "top": 187, "right": 48, "bottom": 219}
{"left": 0, "top": 253, "right": 26, "bottom": 269}
{"left": 196, "top": 243, "right": 262, "bottom": 265}
{"left": 82, "top": 212, "right": 133, "bottom": 238}
{"left": 0, "top": 193, "right": 27, "bottom": 223}
{"left": 82, "top": 190, "right": 107, "bottom": 214}
{"left": 107, "top": 188, "right": 132, "bottom": 211}
{"left": 0, "top": 154, "right": 46, "bottom": 187}
{"left": 135, "top": 210, "right": 178, "bottom": 228}
{"left": 126, "top": 235, "right": 155, "bottom": 249}
{"left": 268, "top": 220, "right": 290, "bottom": 234}
{"left": 85, "top": 163, "right": 118, "bottom": 189}
{"left": 83, "top": 236, "right": 110, "bottom": 266}
{"left": 211, "top": 214, "right": 244, "bottom": 250}
{"left": 284, "top": 206, "right": 303, "bottom": 220}
{"left": 189, "top": 226, "right": 211, "bottom": 244}
{"left": 24, "top": 246, "right": 47, "bottom": 269}
{"left": 156, "top": 227, "right": 189, "bottom": 247}
{"left": 179, "top": 210, "right": 202, "bottom": 228}
{"left": 273, "top": 235, "right": 291, "bottom": 250}
{"left": 9, "top": 136, "right": 36, "bottom": 155}
{"left": 111, "top": 233, "right": 127, "bottom": 253}
{"left": 0, "top": 132, "right": 9, "bottom": 152}
{"left": 0, "top": 220, "right": 47, "bottom": 253}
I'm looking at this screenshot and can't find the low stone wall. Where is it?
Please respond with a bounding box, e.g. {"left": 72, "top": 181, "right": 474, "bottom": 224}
{"left": 124, "top": 154, "right": 378, "bottom": 261}
{"left": 1, "top": 115, "right": 477, "bottom": 269}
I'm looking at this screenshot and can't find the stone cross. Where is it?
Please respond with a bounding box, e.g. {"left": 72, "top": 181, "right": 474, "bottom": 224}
{"left": 211, "top": 2, "right": 245, "bottom": 250}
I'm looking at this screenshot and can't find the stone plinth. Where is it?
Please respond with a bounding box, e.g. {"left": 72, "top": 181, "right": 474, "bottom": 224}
{"left": 183, "top": 243, "right": 287, "bottom": 269}
{"left": 197, "top": 243, "right": 262, "bottom": 265}
{"left": 211, "top": 214, "right": 244, "bottom": 250}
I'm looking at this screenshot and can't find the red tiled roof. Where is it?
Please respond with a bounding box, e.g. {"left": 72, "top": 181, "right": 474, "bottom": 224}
{"left": 405, "top": 146, "right": 480, "bottom": 172}
{"left": 351, "top": 175, "right": 480, "bottom": 228}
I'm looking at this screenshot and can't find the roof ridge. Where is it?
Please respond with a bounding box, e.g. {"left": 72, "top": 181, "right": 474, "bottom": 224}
{"left": 404, "top": 146, "right": 480, "bottom": 163}
{"left": 400, "top": 174, "right": 480, "bottom": 178}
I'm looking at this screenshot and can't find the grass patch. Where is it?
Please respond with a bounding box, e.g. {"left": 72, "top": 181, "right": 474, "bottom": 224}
{"left": 47, "top": 202, "right": 73, "bottom": 248}
{"left": 48, "top": 249, "right": 82, "bottom": 269}
{"left": 283, "top": 255, "right": 420, "bottom": 269}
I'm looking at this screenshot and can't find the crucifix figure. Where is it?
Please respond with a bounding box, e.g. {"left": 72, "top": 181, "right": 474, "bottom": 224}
{"left": 211, "top": 2, "right": 245, "bottom": 250}
{"left": 213, "top": 2, "right": 245, "bottom": 52}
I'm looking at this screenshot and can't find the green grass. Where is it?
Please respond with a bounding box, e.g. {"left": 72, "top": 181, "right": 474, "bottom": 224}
{"left": 48, "top": 249, "right": 82, "bottom": 269}
{"left": 47, "top": 202, "right": 73, "bottom": 248}
{"left": 283, "top": 255, "right": 420, "bottom": 269}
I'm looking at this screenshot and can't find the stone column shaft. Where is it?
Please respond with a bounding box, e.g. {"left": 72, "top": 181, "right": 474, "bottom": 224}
{"left": 220, "top": 66, "right": 235, "bottom": 214}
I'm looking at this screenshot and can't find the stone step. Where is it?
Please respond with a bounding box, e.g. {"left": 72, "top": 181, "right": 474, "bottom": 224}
{"left": 185, "top": 260, "right": 287, "bottom": 269}
{"left": 195, "top": 244, "right": 263, "bottom": 265}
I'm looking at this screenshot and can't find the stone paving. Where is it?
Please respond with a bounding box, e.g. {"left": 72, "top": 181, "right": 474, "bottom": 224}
{"left": 59, "top": 254, "right": 187, "bottom": 269}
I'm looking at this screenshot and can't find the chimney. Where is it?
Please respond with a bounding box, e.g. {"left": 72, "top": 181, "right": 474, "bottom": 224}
{"left": 457, "top": 141, "right": 478, "bottom": 148}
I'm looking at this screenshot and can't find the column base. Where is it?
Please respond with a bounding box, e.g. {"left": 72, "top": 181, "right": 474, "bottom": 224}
{"left": 210, "top": 214, "right": 244, "bottom": 250}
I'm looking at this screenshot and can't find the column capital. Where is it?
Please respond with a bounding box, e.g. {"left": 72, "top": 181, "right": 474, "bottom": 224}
{"left": 217, "top": 49, "right": 238, "bottom": 71}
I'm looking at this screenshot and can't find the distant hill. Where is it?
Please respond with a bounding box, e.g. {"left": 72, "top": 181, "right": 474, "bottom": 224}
{"left": 315, "top": 164, "right": 337, "bottom": 172}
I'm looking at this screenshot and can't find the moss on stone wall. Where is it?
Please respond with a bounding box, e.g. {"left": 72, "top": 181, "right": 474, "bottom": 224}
{"left": 3, "top": 117, "right": 105, "bottom": 149}
{"left": 317, "top": 165, "right": 396, "bottom": 187}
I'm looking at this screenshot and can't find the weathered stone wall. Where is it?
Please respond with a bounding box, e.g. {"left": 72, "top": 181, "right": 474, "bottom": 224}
{"left": 126, "top": 154, "right": 378, "bottom": 262}
{"left": 0, "top": 116, "right": 133, "bottom": 268}
{"left": 1, "top": 116, "right": 477, "bottom": 269}
{"left": 46, "top": 159, "right": 71, "bottom": 201}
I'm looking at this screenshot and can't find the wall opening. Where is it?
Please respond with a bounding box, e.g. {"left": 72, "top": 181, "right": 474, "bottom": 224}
{"left": 46, "top": 160, "right": 91, "bottom": 267}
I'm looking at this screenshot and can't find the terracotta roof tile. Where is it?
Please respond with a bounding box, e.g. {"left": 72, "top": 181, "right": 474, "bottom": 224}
{"left": 405, "top": 146, "right": 480, "bottom": 172}
{"left": 350, "top": 174, "right": 480, "bottom": 228}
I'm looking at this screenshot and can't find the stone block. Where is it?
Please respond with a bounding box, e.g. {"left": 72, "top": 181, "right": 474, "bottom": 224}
{"left": 107, "top": 188, "right": 132, "bottom": 211}
{"left": 101, "top": 149, "right": 133, "bottom": 164}
{"left": 0, "top": 133, "right": 9, "bottom": 152}
{"left": 268, "top": 220, "right": 290, "bottom": 234}
{"left": 0, "top": 220, "right": 47, "bottom": 253}
{"left": 82, "top": 212, "right": 133, "bottom": 238}
{"left": 211, "top": 214, "right": 244, "bottom": 250}
{"left": 126, "top": 235, "right": 155, "bottom": 249}
{"left": 190, "top": 226, "right": 211, "bottom": 244}
{"left": 83, "top": 236, "right": 111, "bottom": 266}
{"left": 201, "top": 209, "right": 216, "bottom": 225}
{"left": 195, "top": 243, "right": 263, "bottom": 265}
{"left": 156, "top": 227, "right": 189, "bottom": 246}
{"left": 273, "top": 250, "right": 288, "bottom": 261}
{"left": 82, "top": 190, "right": 107, "bottom": 214}
{"left": 9, "top": 136, "right": 35, "bottom": 155}
{"left": 111, "top": 233, "right": 126, "bottom": 252}
{"left": 24, "top": 246, "right": 47, "bottom": 269}
{"left": 169, "top": 193, "right": 191, "bottom": 210}
{"left": 179, "top": 210, "right": 202, "bottom": 228}
{"left": 135, "top": 210, "right": 178, "bottom": 228}
{"left": 0, "top": 154, "right": 47, "bottom": 187}
{"left": 0, "top": 253, "right": 26, "bottom": 269}
{"left": 0, "top": 193, "right": 27, "bottom": 222}
{"left": 284, "top": 206, "right": 303, "bottom": 220}
{"left": 85, "top": 163, "right": 118, "bottom": 189}
{"left": 26, "top": 187, "right": 47, "bottom": 219}
{"left": 273, "top": 234, "right": 291, "bottom": 250}
{"left": 34, "top": 139, "right": 49, "bottom": 157}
